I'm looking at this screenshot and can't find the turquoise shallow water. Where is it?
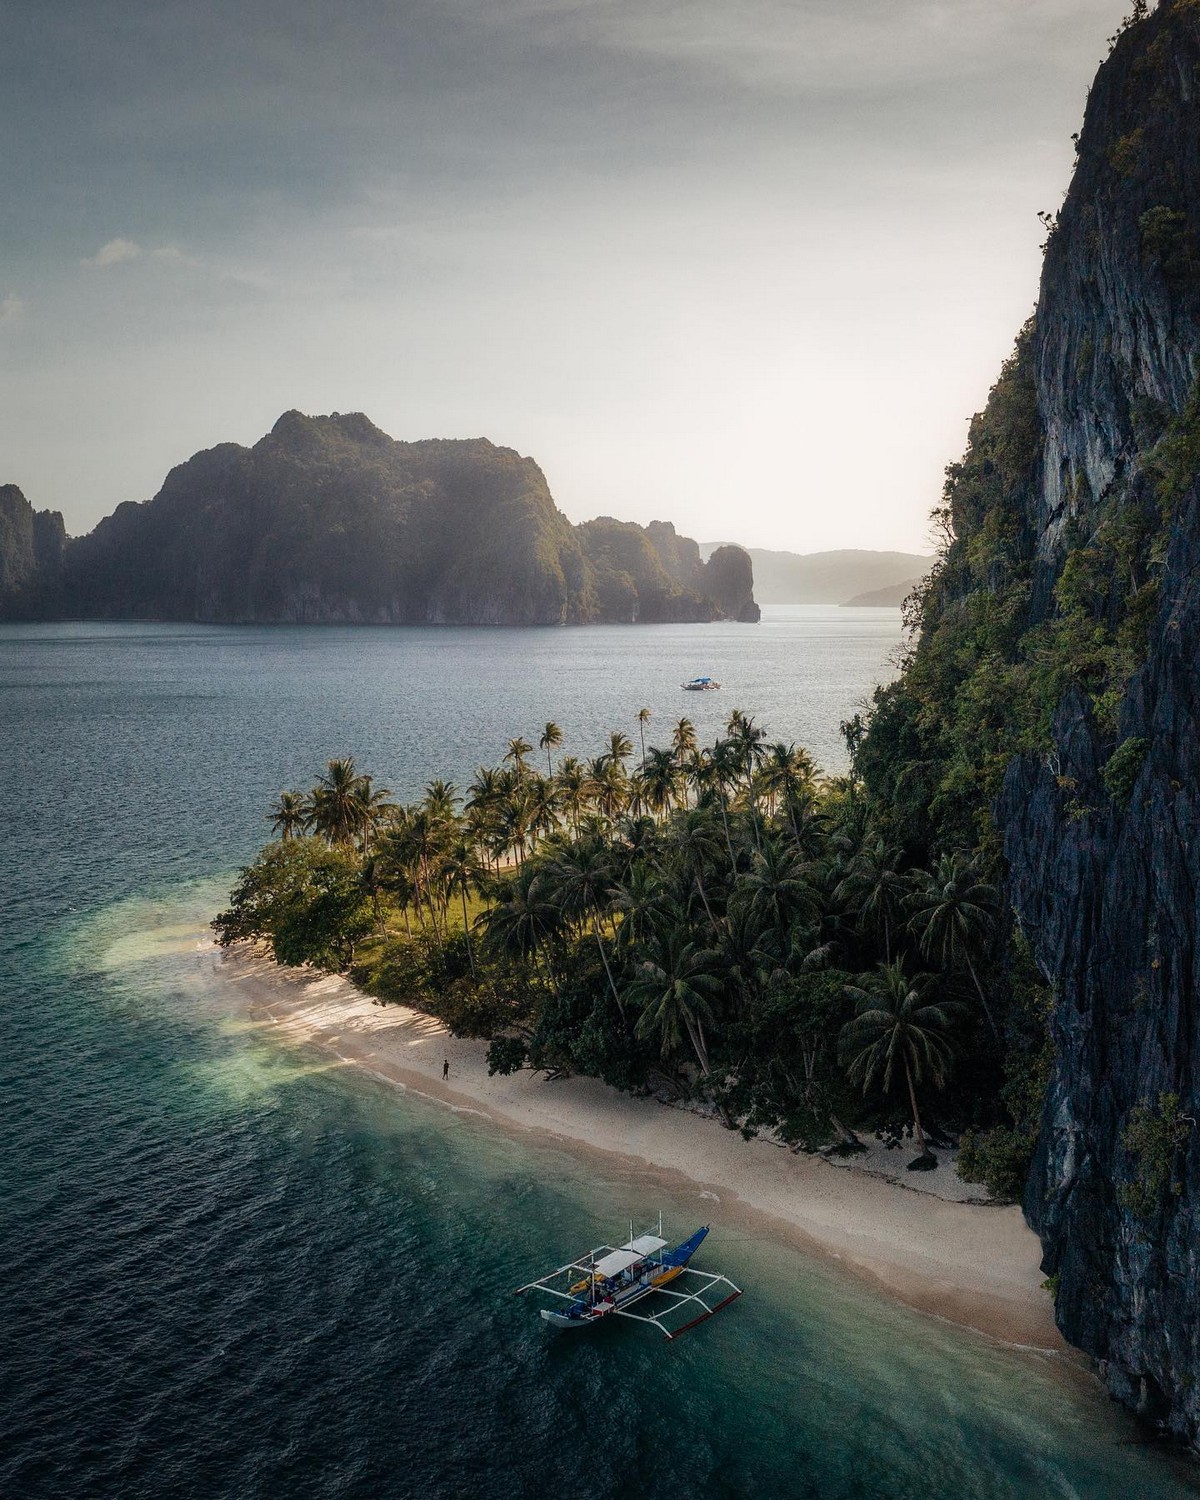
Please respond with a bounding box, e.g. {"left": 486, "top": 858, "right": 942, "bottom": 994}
{"left": 2, "top": 618, "right": 1197, "bottom": 1499}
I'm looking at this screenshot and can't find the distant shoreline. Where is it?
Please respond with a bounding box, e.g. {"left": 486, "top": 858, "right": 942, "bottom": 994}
{"left": 215, "top": 939, "right": 1065, "bottom": 1354}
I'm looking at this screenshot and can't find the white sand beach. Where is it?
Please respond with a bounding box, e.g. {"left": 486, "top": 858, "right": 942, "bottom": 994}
{"left": 215, "top": 940, "right": 1064, "bottom": 1352}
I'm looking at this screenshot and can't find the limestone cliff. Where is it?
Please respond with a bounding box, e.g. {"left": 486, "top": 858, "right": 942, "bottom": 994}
{"left": 858, "top": 0, "right": 1200, "bottom": 1447}
{"left": 0, "top": 486, "right": 66, "bottom": 617}
{"left": 0, "top": 413, "right": 757, "bottom": 626}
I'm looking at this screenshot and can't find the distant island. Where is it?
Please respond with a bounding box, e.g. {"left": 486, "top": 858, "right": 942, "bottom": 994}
{"left": 700, "top": 544, "right": 931, "bottom": 607}
{"left": 0, "top": 411, "right": 759, "bottom": 626}
{"left": 841, "top": 578, "right": 924, "bottom": 608}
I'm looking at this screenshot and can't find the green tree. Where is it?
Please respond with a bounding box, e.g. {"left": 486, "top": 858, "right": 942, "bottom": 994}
{"left": 906, "top": 852, "right": 999, "bottom": 1037}
{"left": 549, "top": 838, "right": 625, "bottom": 1016}
{"left": 269, "top": 790, "right": 309, "bottom": 841}
{"left": 310, "top": 757, "right": 364, "bottom": 845}
{"left": 834, "top": 837, "right": 909, "bottom": 963}
{"left": 539, "top": 721, "right": 564, "bottom": 777}
{"left": 440, "top": 838, "right": 484, "bottom": 977}
{"left": 629, "top": 928, "right": 722, "bottom": 1076}
{"left": 636, "top": 707, "right": 652, "bottom": 772}
{"left": 838, "top": 962, "right": 958, "bottom": 1158}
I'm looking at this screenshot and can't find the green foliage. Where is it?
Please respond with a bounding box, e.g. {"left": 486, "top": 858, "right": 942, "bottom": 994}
{"left": 221, "top": 711, "right": 1003, "bottom": 1146}
{"left": 1108, "top": 127, "right": 1145, "bottom": 178}
{"left": 957, "top": 1125, "right": 1038, "bottom": 1202}
{"left": 1139, "top": 206, "right": 1198, "bottom": 287}
{"left": 956, "top": 929, "right": 1054, "bottom": 1200}
{"left": 1117, "top": 1093, "right": 1192, "bottom": 1218}
{"left": 212, "top": 838, "right": 372, "bottom": 970}
{"left": 1103, "top": 736, "right": 1149, "bottom": 808}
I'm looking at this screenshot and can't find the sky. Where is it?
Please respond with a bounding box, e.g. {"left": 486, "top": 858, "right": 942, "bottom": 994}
{"left": 1, "top": 0, "right": 1134, "bottom": 552}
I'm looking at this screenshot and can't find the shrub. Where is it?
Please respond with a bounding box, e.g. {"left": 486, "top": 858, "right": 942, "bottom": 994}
{"left": 1103, "top": 736, "right": 1149, "bottom": 808}
{"left": 1117, "top": 1093, "right": 1192, "bottom": 1218}
{"left": 958, "top": 1123, "right": 1037, "bottom": 1201}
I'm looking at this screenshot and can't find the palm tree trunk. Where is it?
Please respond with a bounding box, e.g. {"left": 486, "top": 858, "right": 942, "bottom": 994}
{"left": 963, "top": 950, "right": 1000, "bottom": 1040}
{"left": 591, "top": 918, "right": 625, "bottom": 1020}
{"left": 461, "top": 885, "right": 476, "bottom": 978}
{"left": 690, "top": 1014, "right": 711, "bottom": 1075}
{"left": 718, "top": 794, "right": 734, "bottom": 864}
{"left": 904, "top": 1055, "right": 928, "bottom": 1157}
{"left": 694, "top": 874, "right": 717, "bottom": 928}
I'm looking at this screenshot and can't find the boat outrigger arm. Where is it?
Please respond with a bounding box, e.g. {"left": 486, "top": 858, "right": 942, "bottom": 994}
{"left": 514, "top": 1223, "right": 742, "bottom": 1341}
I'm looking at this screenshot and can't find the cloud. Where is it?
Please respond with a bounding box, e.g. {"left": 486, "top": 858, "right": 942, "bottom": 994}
{"left": 83, "top": 236, "right": 143, "bottom": 267}
{"left": 0, "top": 293, "right": 24, "bottom": 322}
{"left": 81, "top": 238, "right": 199, "bottom": 269}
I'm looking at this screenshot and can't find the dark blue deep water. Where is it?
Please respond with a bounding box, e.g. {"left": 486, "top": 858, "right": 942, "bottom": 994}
{"left": 2, "top": 618, "right": 1196, "bottom": 1499}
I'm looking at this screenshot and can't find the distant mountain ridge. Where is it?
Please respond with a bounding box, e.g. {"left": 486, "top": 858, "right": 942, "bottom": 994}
{"left": 700, "top": 544, "right": 931, "bottom": 606}
{"left": 0, "top": 412, "right": 759, "bottom": 626}
{"left": 842, "top": 578, "right": 924, "bottom": 608}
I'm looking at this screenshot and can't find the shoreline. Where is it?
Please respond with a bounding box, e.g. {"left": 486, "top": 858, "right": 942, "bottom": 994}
{"left": 214, "top": 940, "right": 1066, "bottom": 1354}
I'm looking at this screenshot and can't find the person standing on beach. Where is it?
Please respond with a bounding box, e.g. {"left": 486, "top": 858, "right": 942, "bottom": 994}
{"left": 443, "top": 1058, "right": 449, "bottom": 1080}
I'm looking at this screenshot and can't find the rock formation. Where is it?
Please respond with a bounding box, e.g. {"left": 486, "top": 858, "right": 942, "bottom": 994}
{"left": 859, "top": 1, "right": 1200, "bottom": 1447}
{"left": 0, "top": 412, "right": 757, "bottom": 626}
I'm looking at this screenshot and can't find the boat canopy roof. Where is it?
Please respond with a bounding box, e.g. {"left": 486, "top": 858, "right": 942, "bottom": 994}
{"left": 625, "top": 1234, "right": 667, "bottom": 1256}
{"left": 593, "top": 1248, "right": 643, "bottom": 1278}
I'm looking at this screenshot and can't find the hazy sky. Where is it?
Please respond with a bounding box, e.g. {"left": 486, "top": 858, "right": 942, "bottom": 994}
{"left": 1, "top": 0, "right": 1132, "bottom": 552}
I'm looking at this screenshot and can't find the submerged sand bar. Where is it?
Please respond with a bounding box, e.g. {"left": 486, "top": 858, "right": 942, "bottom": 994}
{"left": 216, "top": 940, "right": 1063, "bottom": 1352}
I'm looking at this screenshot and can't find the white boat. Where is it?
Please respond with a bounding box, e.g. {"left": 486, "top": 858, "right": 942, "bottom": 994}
{"left": 682, "top": 676, "right": 721, "bottom": 691}
{"left": 514, "top": 1221, "right": 741, "bottom": 1339}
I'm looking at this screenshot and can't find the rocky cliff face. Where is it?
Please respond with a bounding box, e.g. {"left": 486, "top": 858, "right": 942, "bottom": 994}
{"left": 1002, "top": 3, "right": 1200, "bottom": 1446}
{"left": 0, "top": 412, "right": 757, "bottom": 627}
{"left": 0, "top": 486, "right": 66, "bottom": 617}
{"left": 862, "top": 2, "right": 1200, "bottom": 1447}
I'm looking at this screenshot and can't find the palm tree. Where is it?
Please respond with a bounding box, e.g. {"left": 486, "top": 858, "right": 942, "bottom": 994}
{"left": 640, "top": 747, "right": 678, "bottom": 821}
{"left": 672, "top": 717, "right": 697, "bottom": 767}
{"left": 539, "top": 722, "right": 564, "bottom": 777}
{"left": 669, "top": 808, "right": 724, "bottom": 927}
{"left": 355, "top": 775, "right": 396, "bottom": 852}
{"left": 740, "top": 836, "right": 820, "bottom": 953}
{"left": 610, "top": 863, "right": 672, "bottom": 955}
{"left": 636, "top": 707, "right": 652, "bottom": 772}
{"left": 310, "top": 757, "right": 364, "bottom": 845}
{"left": 590, "top": 756, "right": 628, "bottom": 826}
{"left": 423, "top": 779, "right": 459, "bottom": 825}
{"left": 440, "top": 838, "right": 484, "bottom": 977}
{"left": 269, "top": 790, "right": 309, "bottom": 841}
{"left": 480, "top": 867, "right": 563, "bottom": 994}
{"left": 505, "top": 737, "right": 533, "bottom": 779}
{"left": 838, "top": 961, "right": 958, "bottom": 1158}
{"left": 556, "top": 756, "right": 589, "bottom": 839}
{"left": 526, "top": 774, "right": 560, "bottom": 849}
{"left": 607, "top": 729, "right": 634, "bottom": 769}
{"left": 707, "top": 737, "right": 743, "bottom": 862}
{"left": 906, "top": 853, "right": 999, "bottom": 1037}
{"left": 629, "top": 928, "right": 722, "bottom": 1076}
{"left": 761, "top": 742, "right": 817, "bottom": 822}
{"left": 834, "top": 837, "right": 909, "bottom": 963}
{"left": 549, "top": 838, "right": 624, "bottom": 1016}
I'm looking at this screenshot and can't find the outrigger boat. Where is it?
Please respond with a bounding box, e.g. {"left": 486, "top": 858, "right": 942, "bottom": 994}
{"left": 682, "top": 675, "right": 721, "bottom": 691}
{"left": 514, "top": 1219, "right": 742, "bottom": 1340}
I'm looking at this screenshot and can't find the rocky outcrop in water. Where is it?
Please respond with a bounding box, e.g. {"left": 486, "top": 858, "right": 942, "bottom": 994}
{"left": 0, "top": 486, "right": 66, "bottom": 615}
{"left": 0, "top": 412, "right": 757, "bottom": 626}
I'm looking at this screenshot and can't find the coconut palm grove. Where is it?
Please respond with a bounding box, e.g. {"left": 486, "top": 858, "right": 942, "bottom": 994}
{"left": 214, "top": 710, "right": 1046, "bottom": 1193}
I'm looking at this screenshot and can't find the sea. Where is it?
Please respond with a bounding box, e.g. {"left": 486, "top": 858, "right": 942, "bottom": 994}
{"left": 2, "top": 611, "right": 1195, "bottom": 1500}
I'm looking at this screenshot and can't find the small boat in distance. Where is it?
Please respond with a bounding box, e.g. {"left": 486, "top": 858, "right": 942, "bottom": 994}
{"left": 514, "top": 1220, "right": 742, "bottom": 1340}
{"left": 682, "top": 676, "right": 721, "bottom": 691}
